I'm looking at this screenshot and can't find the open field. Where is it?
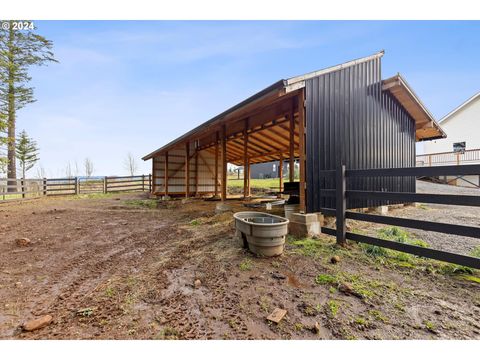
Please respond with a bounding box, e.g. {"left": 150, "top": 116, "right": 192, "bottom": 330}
{"left": 0, "top": 190, "right": 479, "bottom": 339}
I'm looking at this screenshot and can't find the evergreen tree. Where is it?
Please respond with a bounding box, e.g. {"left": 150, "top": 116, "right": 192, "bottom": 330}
{"left": 0, "top": 20, "right": 57, "bottom": 183}
{"left": 16, "top": 129, "right": 39, "bottom": 179}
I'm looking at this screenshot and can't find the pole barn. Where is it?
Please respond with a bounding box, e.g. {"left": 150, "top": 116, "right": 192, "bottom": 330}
{"left": 142, "top": 51, "right": 445, "bottom": 213}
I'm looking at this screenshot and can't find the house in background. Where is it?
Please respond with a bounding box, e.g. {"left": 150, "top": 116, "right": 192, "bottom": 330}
{"left": 240, "top": 160, "right": 297, "bottom": 179}
{"left": 423, "top": 91, "right": 480, "bottom": 155}
{"left": 418, "top": 91, "right": 480, "bottom": 187}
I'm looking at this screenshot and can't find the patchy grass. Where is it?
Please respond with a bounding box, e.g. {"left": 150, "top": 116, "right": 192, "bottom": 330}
{"left": 189, "top": 219, "right": 201, "bottom": 226}
{"left": 359, "top": 227, "right": 429, "bottom": 265}
{"left": 368, "top": 309, "right": 389, "bottom": 323}
{"left": 470, "top": 246, "right": 480, "bottom": 258}
{"left": 315, "top": 271, "right": 378, "bottom": 300}
{"left": 74, "top": 193, "right": 115, "bottom": 200}
{"left": 315, "top": 274, "right": 337, "bottom": 285}
{"left": 239, "top": 259, "right": 253, "bottom": 271}
{"left": 326, "top": 300, "right": 339, "bottom": 317}
{"left": 123, "top": 199, "right": 157, "bottom": 209}
{"left": 228, "top": 177, "right": 298, "bottom": 189}
{"left": 288, "top": 236, "right": 350, "bottom": 259}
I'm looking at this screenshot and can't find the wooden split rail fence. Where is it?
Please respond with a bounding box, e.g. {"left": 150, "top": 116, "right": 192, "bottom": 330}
{"left": 319, "top": 164, "right": 480, "bottom": 269}
{"left": 0, "top": 174, "right": 152, "bottom": 202}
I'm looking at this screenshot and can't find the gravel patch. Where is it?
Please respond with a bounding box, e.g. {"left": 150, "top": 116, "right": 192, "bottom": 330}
{"left": 384, "top": 181, "right": 480, "bottom": 256}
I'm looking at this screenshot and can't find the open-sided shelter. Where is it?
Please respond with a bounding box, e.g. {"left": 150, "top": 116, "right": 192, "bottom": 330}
{"left": 142, "top": 51, "right": 445, "bottom": 213}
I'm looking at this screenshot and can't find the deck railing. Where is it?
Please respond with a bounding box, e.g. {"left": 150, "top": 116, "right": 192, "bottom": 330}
{"left": 416, "top": 148, "right": 480, "bottom": 167}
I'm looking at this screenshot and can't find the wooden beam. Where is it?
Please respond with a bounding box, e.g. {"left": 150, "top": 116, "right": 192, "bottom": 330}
{"left": 229, "top": 148, "right": 290, "bottom": 163}
{"left": 298, "top": 89, "right": 306, "bottom": 212}
{"left": 215, "top": 132, "right": 219, "bottom": 197}
{"left": 165, "top": 151, "right": 169, "bottom": 196}
{"left": 243, "top": 119, "right": 249, "bottom": 198}
{"left": 289, "top": 103, "right": 295, "bottom": 182}
{"left": 185, "top": 142, "right": 190, "bottom": 198}
{"left": 221, "top": 125, "right": 227, "bottom": 201}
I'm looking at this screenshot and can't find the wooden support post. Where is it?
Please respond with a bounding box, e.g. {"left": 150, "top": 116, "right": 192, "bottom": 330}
{"left": 75, "top": 177, "right": 79, "bottom": 195}
{"left": 149, "top": 174, "right": 152, "bottom": 193}
{"left": 214, "top": 131, "right": 219, "bottom": 197}
{"left": 221, "top": 125, "right": 227, "bottom": 201}
{"left": 278, "top": 154, "right": 283, "bottom": 198}
{"left": 289, "top": 104, "right": 295, "bottom": 182}
{"left": 151, "top": 159, "right": 155, "bottom": 194}
{"left": 298, "top": 90, "right": 306, "bottom": 212}
{"left": 165, "top": 152, "right": 169, "bottom": 197}
{"left": 195, "top": 145, "right": 199, "bottom": 197}
{"left": 104, "top": 176, "right": 108, "bottom": 194}
{"left": 185, "top": 142, "right": 190, "bottom": 198}
{"left": 142, "top": 174, "right": 145, "bottom": 192}
{"left": 336, "top": 163, "right": 346, "bottom": 246}
{"left": 21, "top": 179, "right": 25, "bottom": 198}
{"left": 247, "top": 162, "right": 251, "bottom": 196}
{"left": 243, "top": 119, "right": 249, "bottom": 199}
{"left": 43, "top": 178, "right": 47, "bottom": 196}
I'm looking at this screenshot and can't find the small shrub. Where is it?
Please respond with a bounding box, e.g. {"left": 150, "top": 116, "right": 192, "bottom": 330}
{"left": 190, "top": 219, "right": 200, "bottom": 226}
{"left": 327, "top": 300, "right": 339, "bottom": 317}
{"left": 239, "top": 259, "right": 252, "bottom": 271}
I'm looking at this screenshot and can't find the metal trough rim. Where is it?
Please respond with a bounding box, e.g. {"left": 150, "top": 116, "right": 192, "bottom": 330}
{"left": 233, "top": 211, "right": 289, "bottom": 226}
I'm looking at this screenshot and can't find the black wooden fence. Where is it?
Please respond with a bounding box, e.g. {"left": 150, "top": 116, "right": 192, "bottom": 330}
{"left": 319, "top": 164, "right": 480, "bottom": 269}
{"left": 0, "top": 174, "right": 152, "bottom": 202}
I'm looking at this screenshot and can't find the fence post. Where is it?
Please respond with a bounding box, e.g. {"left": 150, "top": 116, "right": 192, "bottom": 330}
{"left": 336, "top": 163, "right": 346, "bottom": 246}
{"left": 21, "top": 178, "right": 25, "bottom": 198}
{"left": 43, "top": 178, "right": 47, "bottom": 196}
{"left": 75, "top": 177, "right": 79, "bottom": 195}
{"left": 104, "top": 176, "right": 108, "bottom": 194}
{"left": 149, "top": 174, "right": 152, "bottom": 193}
{"left": 142, "top": 174, "right": 145, "bottom": 192}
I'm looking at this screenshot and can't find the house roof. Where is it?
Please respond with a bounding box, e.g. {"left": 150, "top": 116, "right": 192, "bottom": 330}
{"left": 382, "top": 74, "right": 446, "bottom": 141}
{"left": 439, "top": 91, "right": 480, "bottom": 124}
{"left": 143, "top": 52, "right": 444, "bottom": 160}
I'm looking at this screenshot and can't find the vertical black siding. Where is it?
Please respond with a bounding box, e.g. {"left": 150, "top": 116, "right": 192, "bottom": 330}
{"left": 306, "top": 57, "right": 416, "bottom": 212}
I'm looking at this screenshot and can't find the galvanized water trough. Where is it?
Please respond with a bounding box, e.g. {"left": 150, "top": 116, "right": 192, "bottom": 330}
{"left": 233, "top": 211, "right": 289, "bottom": 257}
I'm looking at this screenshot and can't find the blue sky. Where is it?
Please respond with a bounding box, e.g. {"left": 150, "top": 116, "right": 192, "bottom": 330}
{"left": 18, "top": 20, "right": 480, "bottom": 177}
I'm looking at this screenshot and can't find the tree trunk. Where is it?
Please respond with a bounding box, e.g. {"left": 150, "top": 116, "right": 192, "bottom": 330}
{"left": 7, "top": 25, "right": 17, "bottom": 191}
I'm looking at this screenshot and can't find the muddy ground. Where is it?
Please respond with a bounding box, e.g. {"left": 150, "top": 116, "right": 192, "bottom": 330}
{"left": 0, "top": 190, "right": 479, "bottom": 340}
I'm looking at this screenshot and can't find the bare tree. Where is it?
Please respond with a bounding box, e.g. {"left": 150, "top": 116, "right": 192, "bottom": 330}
{"left": 74, "top": 160, "right": 80, "bottom": 177}
{"left": 123, "top": 152, "right": 138, "bottom": 176}
{"left": 35, "top": 163, "right": 46, "bottom": 179}
{"left": 65, "top": 161, "right": 73, "bottom": 178}
{"left": 84, "top": 158, "right": 94, "bottom": 178}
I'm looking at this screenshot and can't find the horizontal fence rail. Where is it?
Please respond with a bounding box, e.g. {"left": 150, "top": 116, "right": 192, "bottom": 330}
{"left": 0, "top": 174, "right": 152, "bottom": 202}
{"left": 320, "top": 164, "right": 480, "bottom": 269}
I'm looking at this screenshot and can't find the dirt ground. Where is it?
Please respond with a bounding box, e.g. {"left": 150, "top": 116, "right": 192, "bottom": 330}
{"left": 0, "top": 190, "right": 479, "bottom": 340}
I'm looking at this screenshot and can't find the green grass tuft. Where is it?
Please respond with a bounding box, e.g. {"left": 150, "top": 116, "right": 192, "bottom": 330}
{"left": 239, "top": 259, "right": 252, "bottom": 271}
{"left": 123, "top": 199, "right": 157, "bottom": 209}
{"left": 315, "top": 274, "right": 337, "bottom": 285}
